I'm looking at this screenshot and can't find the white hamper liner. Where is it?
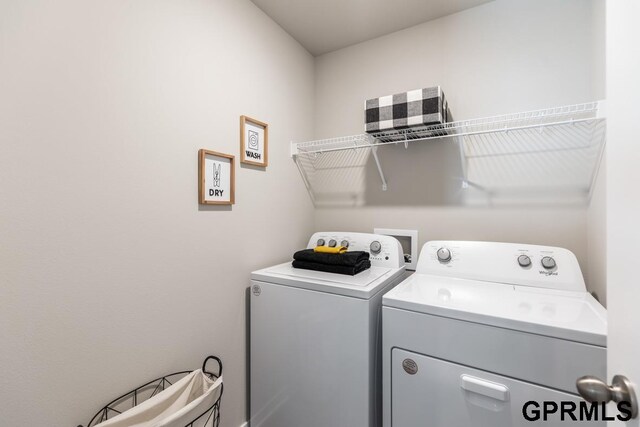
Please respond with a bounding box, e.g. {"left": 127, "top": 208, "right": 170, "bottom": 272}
{"left": 95, "top": 370, "right": 223, "bottom": 427}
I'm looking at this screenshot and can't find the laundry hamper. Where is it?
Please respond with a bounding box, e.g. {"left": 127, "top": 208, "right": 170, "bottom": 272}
{"left": 79, "top": 356, "right": 223, "bottom": 427}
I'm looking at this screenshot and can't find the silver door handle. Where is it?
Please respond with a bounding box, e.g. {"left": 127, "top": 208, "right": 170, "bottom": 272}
{"left": 576, "top": 375, "right": 638, "bottom": 419}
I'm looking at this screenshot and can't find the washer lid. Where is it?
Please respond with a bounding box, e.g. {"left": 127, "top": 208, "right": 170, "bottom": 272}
{"left": 252, "top": 262, "right": 404, "bottom": 299}
{"left": 383, "top": 274, "right": 607, "bottom": 346}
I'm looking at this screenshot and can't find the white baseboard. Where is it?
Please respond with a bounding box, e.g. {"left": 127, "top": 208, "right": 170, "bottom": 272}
{"left": 239, "top": 423, "right": 248, "bottom": 427}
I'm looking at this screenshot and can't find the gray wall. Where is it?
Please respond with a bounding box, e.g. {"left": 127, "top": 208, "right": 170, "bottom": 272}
{"left": 313, "top": 0, "right": 606, "bottom": 294}
{"left": 0, "top": 1, "right": 314, "bottom": 426}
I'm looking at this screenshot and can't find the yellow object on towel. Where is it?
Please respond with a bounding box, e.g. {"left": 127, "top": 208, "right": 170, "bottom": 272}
{"left": 314, "top": 245, "right": 348, "bottom": 254}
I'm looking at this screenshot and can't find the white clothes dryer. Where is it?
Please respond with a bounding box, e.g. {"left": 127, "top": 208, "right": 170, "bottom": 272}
{"left": 382, "top": 241, "right": 607, "bottom": 427}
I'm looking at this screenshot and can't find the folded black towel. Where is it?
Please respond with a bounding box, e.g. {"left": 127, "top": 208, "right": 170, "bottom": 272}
{"left": 292, "top": 259, "right": 371, "bottom": 276}
{"left": 293, "top": 249, "right": 370, "bottom": 267}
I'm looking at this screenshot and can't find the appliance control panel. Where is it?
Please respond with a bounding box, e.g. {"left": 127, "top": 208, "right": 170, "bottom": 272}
{"left": 308, "top": 232, "right": 404, "bottom": 269}
{"left": 416, "top": 241, "right": 586, "bottom": 292}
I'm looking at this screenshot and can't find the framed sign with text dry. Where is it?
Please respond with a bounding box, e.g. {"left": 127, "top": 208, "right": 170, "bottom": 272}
{"left": 240, "top": 115, "right": 268, "bottom": 167}
{"left": 198, "top": 149, "right": 235, "bottom": 205}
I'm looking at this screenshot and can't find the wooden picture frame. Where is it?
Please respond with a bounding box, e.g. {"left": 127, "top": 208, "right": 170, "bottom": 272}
{"left": 240, "top": 115, "right": 269, "bottom": 167}
{"left": 198, "top": 149, "right": 235, "bottom": 205}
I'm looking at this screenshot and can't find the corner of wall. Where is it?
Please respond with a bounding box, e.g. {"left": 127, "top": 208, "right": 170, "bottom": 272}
{"left": 587, "top": 149, "right": 607, "bottom": 306}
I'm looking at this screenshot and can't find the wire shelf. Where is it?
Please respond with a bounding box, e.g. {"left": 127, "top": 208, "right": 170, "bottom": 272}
{"left": 292, "top": 101, "right": 602, "bottom": 154}
{"left": 293, "top": 133, "right": 375, "bottom": 156}
{"left": 292, "top": 101, "right": 606, "bottom": 206}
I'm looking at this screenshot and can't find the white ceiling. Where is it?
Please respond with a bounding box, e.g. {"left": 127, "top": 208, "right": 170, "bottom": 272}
{"left": 251, "top": 0, "right": 495, "bottom": 56}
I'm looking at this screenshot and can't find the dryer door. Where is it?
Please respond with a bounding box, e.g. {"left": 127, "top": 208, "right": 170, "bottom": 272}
{"left": 391, "top": 348, "right": 604, "bottom": 426}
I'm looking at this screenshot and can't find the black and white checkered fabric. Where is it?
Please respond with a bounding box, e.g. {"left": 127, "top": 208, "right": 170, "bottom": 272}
{"left": 364, "top": 87, "right": 450, "bottom": 133}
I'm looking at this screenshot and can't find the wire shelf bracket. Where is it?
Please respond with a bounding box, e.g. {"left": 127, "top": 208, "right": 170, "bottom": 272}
{"left": 371, "top": 146, "right": 387, "bottom": 191}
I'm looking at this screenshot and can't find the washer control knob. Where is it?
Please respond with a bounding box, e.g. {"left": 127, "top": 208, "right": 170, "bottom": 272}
{"left": 328, "top": 239, "right": 337, "bottom": 247}
{"left": 370, "top": 241, "right": 382, "bottom": 254}
{"left": 341, "top": 240, "right": 349, "bottom": 248}
{"left": 317, "top": 238, "right": 325, "bottom": 246}
{"left": 437, "top": 247, "right": 452, "bottom": 263}
{"left": 541, "top": 256, "right": 556, "bottom": 270}
{"left": 517, "top": 255, "right": 532, "bottom": 267}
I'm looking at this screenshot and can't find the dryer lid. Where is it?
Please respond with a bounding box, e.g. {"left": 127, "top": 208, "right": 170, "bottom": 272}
{"left": 383, "top": 274, "right": 607, "bottom": 346}
{"left": 263, "top": 263, "right": 392, "bottom": 287}
{"left": 252, "top": 262, "right": 404, "bottom": 299}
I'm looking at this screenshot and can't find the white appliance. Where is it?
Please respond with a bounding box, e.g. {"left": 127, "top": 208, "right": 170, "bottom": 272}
{"left": 382, "top": 241, "right": 607, "bottom": 427}
{"left": 250, "top": 232, "right": 405, "bottom": 427}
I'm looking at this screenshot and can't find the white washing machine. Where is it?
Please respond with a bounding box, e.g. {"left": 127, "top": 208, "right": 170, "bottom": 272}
{"left": 250, "top": 232, "right": 405, "bottom": 427}
{"left": 382, "top": 241, "right": 607, "bottom": 427}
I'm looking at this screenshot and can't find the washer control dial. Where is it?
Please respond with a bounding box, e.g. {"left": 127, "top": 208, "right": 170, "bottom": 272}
{"left": 517, "top": 255, "right": 532, "bottom": 267}
{"left": 541, "top": 256, "right": 556, "bottom": 270}
{"left": 341, "top": 240, "right": 349, "bottom": 248}
{"left": 370, "top": 241, "right": 382, "bottom": 254}
{"left": 437, "top": 247, "right": 452, "bottom": 263}
{"left": 317, "top": 238, "right": 325, "bottom": 246}
{"left": 328, "top": 239, "right": 337, "bottom": 248}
